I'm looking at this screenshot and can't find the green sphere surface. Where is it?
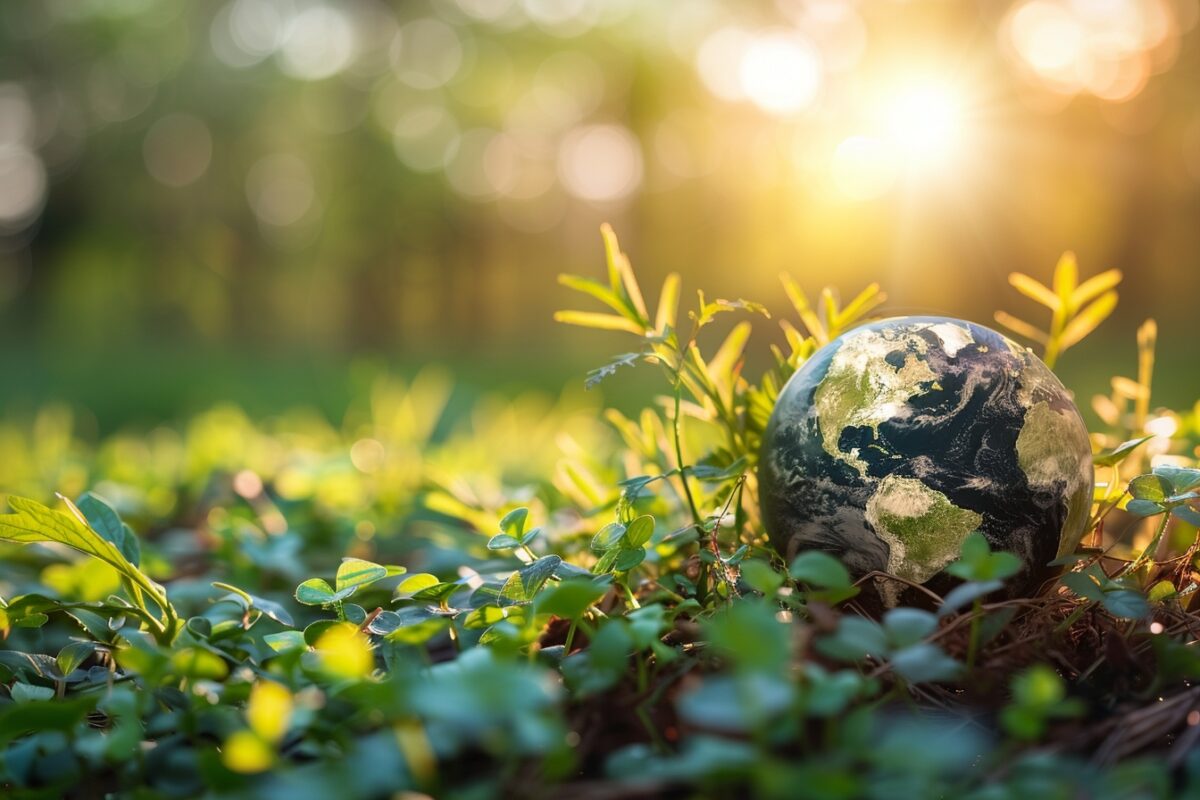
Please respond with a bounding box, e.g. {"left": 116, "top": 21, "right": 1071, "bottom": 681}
{"left": 759, "top": 316, "right": 1092, "bottom": 605}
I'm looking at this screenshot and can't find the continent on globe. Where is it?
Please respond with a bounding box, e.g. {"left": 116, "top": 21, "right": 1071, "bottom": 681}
{"left": 758, "top": 316, "right": 1093, "bottom": 606}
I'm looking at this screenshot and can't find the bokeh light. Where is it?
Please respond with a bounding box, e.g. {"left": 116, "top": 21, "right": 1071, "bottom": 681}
{"left": 738, "top": 32, "right": 822, "bottom": 115}
{"left": 143, "top": 114, "right": 213, "bottom": 188}
{"left": 0, "top": 146, "right": 46, "bottom": 232}
{"left": 1002, "top": 0, "right": 1184, "bottom": 102}
{"left": 245, "top": 154, "right": 316, "bottom": 228}
{"left": 557, "top": 124, "right": 643, "bottom": 203}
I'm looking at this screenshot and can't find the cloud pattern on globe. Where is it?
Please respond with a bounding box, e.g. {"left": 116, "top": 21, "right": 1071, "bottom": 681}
{"left": 759, "top": 316, "right": 1093, "bottom": 605}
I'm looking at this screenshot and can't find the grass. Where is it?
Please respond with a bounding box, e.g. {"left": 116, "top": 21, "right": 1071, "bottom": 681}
{"left": 0, "top": 228, "right": 1197, "bottom": 799}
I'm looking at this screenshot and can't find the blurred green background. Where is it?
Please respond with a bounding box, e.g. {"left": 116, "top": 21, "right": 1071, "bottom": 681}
{"left": 1, "top": 0, "right": 1198, "bottom": 432}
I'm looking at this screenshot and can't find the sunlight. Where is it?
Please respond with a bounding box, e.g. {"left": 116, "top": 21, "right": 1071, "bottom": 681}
{"left": 882, "top": 81, "right": 966, "bottom": 168}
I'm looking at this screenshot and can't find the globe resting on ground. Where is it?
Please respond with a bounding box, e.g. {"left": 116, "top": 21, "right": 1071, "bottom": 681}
{"left": 758, "top": 316, "right": 1093, "bottom": 606}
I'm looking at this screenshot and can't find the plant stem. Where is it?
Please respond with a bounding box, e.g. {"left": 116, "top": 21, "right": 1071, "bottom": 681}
{"left": 671, "top": 383, "right": 702, "bottom": 527}
{"left": 622, "top": 581, "right": 641, "bottom": 610}
{"left": 564, "top": 619, "right": 578, "bottom": 654}
{"left": 966, "top": 598, "right": 982, "bottom": 670}
{"left": 1122, "top": 511, "right": 1171, "bottom": 576}
{"left": 671, "top": 380, "right": 706, "bottom": 601}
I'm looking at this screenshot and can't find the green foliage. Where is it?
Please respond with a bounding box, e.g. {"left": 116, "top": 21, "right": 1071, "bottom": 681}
{"left": 0, "top": 227, "right": 1197, "bottom": 797}
{"left": 1001, "top": 665, "right": 1084, "bottom": 740}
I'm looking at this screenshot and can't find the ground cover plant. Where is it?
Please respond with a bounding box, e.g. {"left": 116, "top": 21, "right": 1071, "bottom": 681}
{"left": 2, "top": 230, "right": 1200, "bottom": 799}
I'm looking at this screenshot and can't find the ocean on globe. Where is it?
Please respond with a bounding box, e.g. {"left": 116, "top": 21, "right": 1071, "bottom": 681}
{"left": 758, "top": 316, "right": 1093, "bottom": 606}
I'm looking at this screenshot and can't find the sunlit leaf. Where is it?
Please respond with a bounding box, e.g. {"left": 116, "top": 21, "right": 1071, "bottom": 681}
{"left": 1008, "top": 272, "right": 1061, "bottom": 311}
{"left": 1071, "top": 268, "right": 1122, "bottom": 310}
{"left": 1059, "top": 290, "right": 1118, "bottom": 350}
{"left": 655, "top": 272, "right": 681, "bottom": 333}
{"left": 553, "top": 310, "right": 646, "bottom": 335}
{"left": 992, "top": 311, "right": 1048, "bottom": 345}
{"left": 336, "top": 558, "right": 390, "bottom": 592}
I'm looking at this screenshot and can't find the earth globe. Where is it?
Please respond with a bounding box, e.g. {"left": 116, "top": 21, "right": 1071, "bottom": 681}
{"left": 758, "top": 316, "right": 1093, "bottom": 606}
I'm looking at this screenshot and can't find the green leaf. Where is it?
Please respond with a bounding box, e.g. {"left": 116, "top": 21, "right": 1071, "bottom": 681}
{"left": 816, "top": 616, "right": 888, "bottom": 661}
{"left": 689, "top": 457, "right": 748, "bottom": 482}
{"left": 958, "top": 531, "right": 990, "bottom": 565}
{"left": 76, "top": 492, "right": 140, "bottom": 567}
{"left": 395, "top": 573, "right": 442, "bottom": 598}
{"left": 1153, "top": 465, "right": 1200, "bottom": 494}
{"left": 1125, "top": 499, "right": 1165, "bottom": 517}
{"left": 613, "top": 548, "right": 646, "bottom": 572}
{"left": 1093, "top": 436, "right": 1153, "bottom": 467}
{"left": 56, "top": 642, "right": 95, "bottom": 677}
{"left": 624, "top": 515, "right": 655, "bottom": 548}
{"left": 706, "top": 601, "right": 790, "bottom": 672}
{"left": 0, "top": 496, "right": 173, "bottom": 639}
{"left": 890, "top": 643, "right": 961, "bottom": 683}
{"left": 264, "top": 630, "right": 306, "bottom": 654}
{"left": 590, "top": 522, "right": 626, "bottom": 553}
{"left": 294, "top": 578, "right": 336, "bottom": 606}
{"left": 739, "top": 560, "right": 784, "bottom": 596}
{"left": 1148, "top": 580, "right": 1178, "bottom": 603}
{"left": 383, "top": 609, "right": 451, "bottom": 644}
{"left": 535, "top": 575, "right": 609, "bottom": 618}
{"left": 883, "top": 608, "right": 938, "bottom": 648}
{"left": 1129, "top": 474, "right": 1170, "bottom": 503}
{"left": 487, "top": 533, "right": 522, "bottom": 550}
{"left": 10, "top": 682, "right": 55, "bottom": 703}
{"left": 789, "top": 551, "right": 851, "bottom": 590}
{"left": 946, "top": 533, "right": 1021, "bottom": 581}
{"left": 1061, "top": 571, "right": 1105, "bottom": 602}
{"left": 211, "top": 581, "right": 253, "bottom": 608}
{"left": 1100, "top": 589, "right": 1149, "bottom": 619}
{"left": 499, "top": 507, "right": 529, "bottom": 538}
{"left": 336, "top": 558, "right": 390, "bottom": 592}
{"left": 501, "top": 555, "right": 562, "bottom": 603}
{"left": 938, "top": 580, "right": 1003, "bottom": 617}
{"left": 462, "top": 605, "right": 509, "bottom": 630}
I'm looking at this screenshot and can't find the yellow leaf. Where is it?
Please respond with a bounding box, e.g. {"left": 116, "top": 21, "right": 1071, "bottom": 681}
{"left": 1111, "top": 376, "right": 1148, "bottom": 400}
{"left": 315, "top": 623, "right": 374, "bottom": 680}
{"left": 1008, "top": 273, "right": 1060, "bottom": 311}
{"left": 820, "top": 288, "right": 838, "bottom": 336}
{"left": 552, "top": 310, "right": 645, "bottom": 335}
{"left": 1052, "top": 251, "right": 1078, "bottom": 307}
{"left": 1070, "top": 268, "right": 1122, "bottom": 310}
{"left": 246, "top": 681, "right": 292, "bottom": 743}
{"left": 1058, "top": 290, "right": 1118, "bottom": 350}
{"left": 557, "top": 274, "right": 628, "bottom": 317}
{"left": 992, "top": 311, "right": 1048, "bottom": 345}
{"left": 655, "top": 272, "right": 680, "bottom": 333}
{"left": 708, "top": 321, "right": 752, "bottom": 387}
{"left": 779, "top": 320, "right": 808, "bottom": 354}
{"left": 395, "top": 720, "right": 437, "bottom": 785}
{"left": 600, "top": 223, "right": 648, "bottom": 323}
{"left": 780, "top": 273, "right": 826, "bottom": 343}
{"left": 223, "top": 730, "right": 275, "bottom": 774}
{"left": 834, "top": 283, "right": 886, "bottom": 330}
{"left": 1091, "top": 395, "right": 1120, "bottom": 426}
